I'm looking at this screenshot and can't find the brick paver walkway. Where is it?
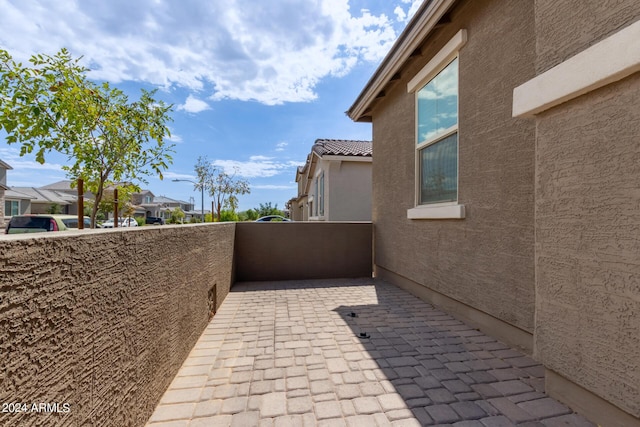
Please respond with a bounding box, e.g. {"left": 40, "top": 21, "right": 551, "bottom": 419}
{"left": 146, "top": 279, "right": 595, "bottom": 426}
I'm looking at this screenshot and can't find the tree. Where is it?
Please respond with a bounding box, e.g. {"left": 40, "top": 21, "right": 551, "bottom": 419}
{"left": 256, "top": 202, "right": 284, "bottom": 217}
{"left": 0, "top": 48, "right": 174, "bottom": 228}
{"left": 194, "top": 156, "right": 250, "bottom": 221}
{"left": 95, "top": 183, "right": 136, "bottom": 220}
{"left": 219, "top": 210, "right": 239, "bottom": 222}
{"left": 169, "top": 207, "right": 185, "bottom": 224}
{"left": 45, "top": 203, "right": 62, "bottom": 214}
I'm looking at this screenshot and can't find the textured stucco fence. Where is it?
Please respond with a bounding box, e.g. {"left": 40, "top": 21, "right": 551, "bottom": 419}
{"left": 234, "top": 221, "right": 372, "bottom": 282}
{"left": 0, "top": 223, "right": 235, "bottom": 427}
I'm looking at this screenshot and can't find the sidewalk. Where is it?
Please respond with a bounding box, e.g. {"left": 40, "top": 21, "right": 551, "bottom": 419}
{"left": 146, "top": 279, "right": 595, "bottom": 426}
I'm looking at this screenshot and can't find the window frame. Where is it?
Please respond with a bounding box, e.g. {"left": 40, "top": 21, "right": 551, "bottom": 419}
{"left": 318, "top": 172, "right": 325, "bottom": 216}
{"left": 407, "top": 29, "right": 467, "bottom": 220}
{"left": 5, "top": 200, "right": 20, "bottom": 216}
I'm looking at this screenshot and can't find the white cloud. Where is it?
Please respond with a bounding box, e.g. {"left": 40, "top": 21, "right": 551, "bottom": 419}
{"left": 163, "top": 171, "right": 196, "bottom": 181}
{"left": 166, "top": 131, "right": 183, "bottom": 143}
{"left": 394, "top": 0, "right": 423, "bottom": 23}
{"left": 0, "top": 147, "right": 65, "bottom": 171}
{"left": 213, "top": 156, "right": 304, "bottom": 178}
{"left": 6, "top": 160, "right": 65, "bottom": 171}
{"left": 177, "top": 95, "right": 210, "bottom": 113}
{"left": 0, "top": 0, "right": 400, "bottom": 105}
{"left": 394, "top": 7, "right": 407, "bottom": 22}
{"left": 275, "top": 142, "right": 288, "bottom": 152}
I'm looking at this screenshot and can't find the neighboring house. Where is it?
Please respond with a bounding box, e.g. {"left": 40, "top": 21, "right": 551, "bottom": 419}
{"left": 39, "top": 179, "right": 77, "bottom": 195}
{"left": 348, "top": 0, "right": 639, "bottom": 425}
{"left": 291, "top": 139, "right": 372, "bottom": 221}
{"left": 130, "top": 190, "right": 197, "bottom": 220}
{"left": 9, "top": 186, "right": 79, "bottom": 214}
{"left": 0, "top": 160, "right": 12, "bottom": 227}
{"left": 131, "top": 189, "right": 162, "bottom": 218}
{"left": 4, "top": 188, "right": 34, "bottom": 217}
{"left": 152, "top": 196, "right": 193, "bottom": 212}
{"left": 35, "top": 179, "right": 87, "bottom": 214}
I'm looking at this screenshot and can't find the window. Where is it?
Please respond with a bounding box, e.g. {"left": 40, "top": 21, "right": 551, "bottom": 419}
{"left": 311, "top": 173, "right": 325, "bottom": 217}
{"left": 5, "top": 200, "right": 19, "bottom": 216}
{"left": 318, "top": 173, "right": 325, "bottom": 216}
{"left": 407, "top": 29, "right": 466, "bottom": 219}
{"left": 417, "top": 57, "right": 458, "bottom": 205}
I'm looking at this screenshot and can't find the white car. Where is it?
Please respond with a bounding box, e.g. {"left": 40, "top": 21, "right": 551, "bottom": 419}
{"left": 121, "top": 217, "right": 139, "bottom": 227}
{"left": 101, "top": 217, "right": 139, "bottom": 228}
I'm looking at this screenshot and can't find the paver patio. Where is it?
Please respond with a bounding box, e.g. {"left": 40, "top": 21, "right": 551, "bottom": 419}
{"left": 146, "top": 279, "right": 595, "bottom": 426}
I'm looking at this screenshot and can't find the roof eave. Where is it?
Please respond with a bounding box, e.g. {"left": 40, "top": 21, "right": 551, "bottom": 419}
{"left": 347, "top": 0, "right": 457, "bottom": 122}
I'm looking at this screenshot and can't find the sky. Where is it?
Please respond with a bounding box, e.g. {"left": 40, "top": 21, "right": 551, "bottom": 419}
{"left": 0, "top": 0, "right": 423, "bottom": 212}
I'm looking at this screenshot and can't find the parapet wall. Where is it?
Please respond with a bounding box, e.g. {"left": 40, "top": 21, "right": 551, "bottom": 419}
{"left": 0, "top": 224, "right": 235, "bottom": 426}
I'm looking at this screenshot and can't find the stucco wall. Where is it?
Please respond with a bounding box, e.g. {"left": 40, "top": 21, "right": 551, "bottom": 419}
{"left": 532, "top": 8, "right": 640, "bottom": 418}
{"left": 0, "top": 224, "right": 235, "bottom": 426}
{"left": 535, "top": 1, "right": 640, "bottom": 74}
{"left": 370, "top": 0, "right": 536, "bottom": 333}
{"left": 0, "top": 188, "right": 5, "bottom": 227}
{"left": 235, "top": 222, "right": 372, "bottom": 281}
{"left": 328, "top": 161, "right": 372, "bottom": 221}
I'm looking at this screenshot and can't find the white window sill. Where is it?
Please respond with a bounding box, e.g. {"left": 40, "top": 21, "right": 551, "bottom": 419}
{"left": 407, "top": 204, "right": 465, "bottom": 220}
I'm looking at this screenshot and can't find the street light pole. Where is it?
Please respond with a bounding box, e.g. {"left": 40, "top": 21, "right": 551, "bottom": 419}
{"left": 173, "top": 179, "right": 205, "bottom": 222}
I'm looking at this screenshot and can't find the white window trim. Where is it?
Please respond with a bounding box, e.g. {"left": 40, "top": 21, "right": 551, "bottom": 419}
{"left": 408, "top": 29, "right": 466, "bottom": 220}
{"left": 408, "top": 29, "right": 467, "bottom": 93}
{"left": 6, "top": 199, "right": 20, "bottom": 216}
{"left": 318, "top": 172, "right": 325, "bottom": 216}
{"left": 408, "top": 202, "right": 465, "bottom": 220}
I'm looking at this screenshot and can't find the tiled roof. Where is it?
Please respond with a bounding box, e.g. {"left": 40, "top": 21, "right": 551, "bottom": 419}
{"left": 153, "top": 195, "right": 190, "bottom": 205}
{"left": 39, "top": 180, "right": 75, "bottom": 192}
{"left": 5, "top": 188, "right": 35, "bottom": 199}
{"left": 9, "top": 187, "right": 76, "bottom": 204}
{"left": 311, "top": 139, "right": 372, "bottom": 157}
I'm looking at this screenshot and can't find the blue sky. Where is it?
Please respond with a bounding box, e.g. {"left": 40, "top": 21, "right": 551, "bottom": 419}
{"left": 0, "top": 0, "right": 422, "bottom": 212}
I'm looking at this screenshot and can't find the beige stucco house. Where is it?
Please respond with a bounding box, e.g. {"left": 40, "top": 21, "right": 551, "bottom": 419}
{"left": 348, "top": 0, "right": 639, "bottom": 425}
{"left": 290, "top": 139, "right": 372, "bottom": 222}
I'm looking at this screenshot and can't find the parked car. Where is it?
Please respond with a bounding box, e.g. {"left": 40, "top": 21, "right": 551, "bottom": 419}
{"left": 122, "top": 217, "right": 139, "bottom": 227}
{"left": 4, "top": 214, "right": 89, "bottom": 234}
{"left": 101, "top": 217, "right": 139, "bottom": 228}
{"left": 61, "top": 216, "right": 92, "bottom": 229}
{"left": 145, "top": 216, "right": 165, "bottom": 225}
{"left": 100, "top": 219, "right": 117, "bottom": 228}
{"left": 255, "top": 215, "right": 292, "bottom": 222}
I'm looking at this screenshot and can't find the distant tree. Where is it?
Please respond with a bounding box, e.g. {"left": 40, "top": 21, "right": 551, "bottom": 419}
{"left": 0, "top": 48, "right": 174, "bottom": 228}
{"left": 45, "top": 203, "right": 62, "bottom": 214}
{"left": 169, "top": 207, "right": 185, "bottom": 224}
{"left": 194, "top": 156, "right": 250, "bottom": 221}
{"left": 219, "top": 210, "right": 239, "bottom": 222}
{"left": 95, "top": 184, "right": 136, "bottom": 219}
{"left": 204, "top": 213, "right": 213, "bottom": 223}
{"left": 241, "top": 209, "right": 259, "bottom": 221}
{"left": 256, "top": 202, "right": 284, "bottom": 217}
